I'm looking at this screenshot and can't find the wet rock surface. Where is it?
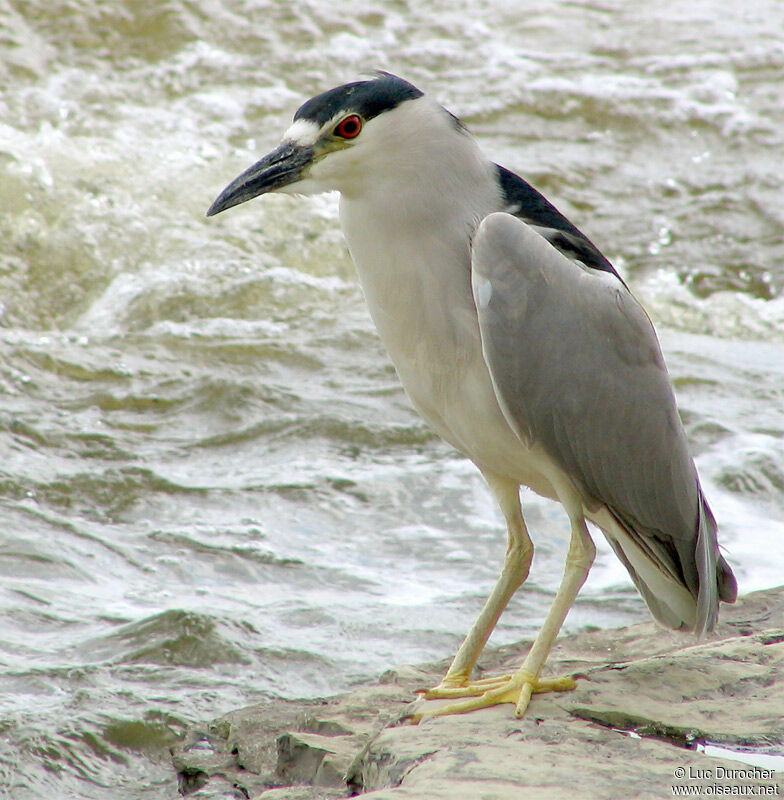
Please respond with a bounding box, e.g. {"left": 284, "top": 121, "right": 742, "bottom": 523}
{"left": 172, "top": 587, "right": 784, "bottom": 799}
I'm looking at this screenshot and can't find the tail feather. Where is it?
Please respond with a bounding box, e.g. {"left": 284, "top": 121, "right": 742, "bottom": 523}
{"left": 600, "top": 519, "right": 698, "bottom": 630}
{"left": 591, "top": 489, "right": 736, "bottom": 635}
{"left": 694, "top": 489, "right": 719, "bottom": 636}
{"left": 718, "top": 553, "right": 738, "bottom": 604}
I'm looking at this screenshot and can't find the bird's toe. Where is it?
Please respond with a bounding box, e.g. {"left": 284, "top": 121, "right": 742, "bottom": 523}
{"left": 412, "top": 670, "right": 577, "bottom": 722}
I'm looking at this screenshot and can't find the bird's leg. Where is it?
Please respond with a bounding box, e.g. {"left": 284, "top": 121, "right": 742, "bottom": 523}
{"left": 416, "top": 497, "right": 595, "bottom": 721}
{"left": 432, "top": 476, "right": 532, "bottom": 691}
{"left": 421, "top": 474, "right": 572, "bottom": 703}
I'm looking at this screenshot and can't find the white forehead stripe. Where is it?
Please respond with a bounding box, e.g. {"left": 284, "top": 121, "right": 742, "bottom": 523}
{"left": 282, "top": 118, "right": 322, "bottom": 147}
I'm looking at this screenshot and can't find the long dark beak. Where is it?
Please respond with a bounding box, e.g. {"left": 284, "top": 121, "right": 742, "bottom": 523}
{"left": 206, "top": 142, "right": 314, "bottom": 217}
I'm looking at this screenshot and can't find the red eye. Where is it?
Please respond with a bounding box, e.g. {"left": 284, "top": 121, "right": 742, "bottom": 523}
{"left": 334, "top": 114, "right": 362, "bottom": 139}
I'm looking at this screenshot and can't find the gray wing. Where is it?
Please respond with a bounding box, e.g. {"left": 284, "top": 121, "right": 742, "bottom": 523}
{"left": 471, "top": 212, "right": 733, "bottom": 632}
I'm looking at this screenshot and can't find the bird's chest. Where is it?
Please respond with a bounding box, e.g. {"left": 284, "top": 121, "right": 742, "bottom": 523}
{"left": 339, "top": 199, "right": 506, "bottom": 454}
{"left": 339, "top": 198, "right": 558, "bottom": 495}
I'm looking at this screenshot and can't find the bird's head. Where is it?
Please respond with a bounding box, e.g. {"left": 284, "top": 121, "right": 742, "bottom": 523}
{"left": 207, "top": 73, "right": 474, "bottom": 216}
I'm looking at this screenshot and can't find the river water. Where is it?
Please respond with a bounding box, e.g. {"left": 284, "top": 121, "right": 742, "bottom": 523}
{"left": 1, "top": 1, "right": 783, "bottom": 797}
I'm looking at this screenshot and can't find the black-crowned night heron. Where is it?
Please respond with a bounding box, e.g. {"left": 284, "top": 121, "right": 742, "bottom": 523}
{"left": 207, "top": 72, "right": 737, "bottom": 720}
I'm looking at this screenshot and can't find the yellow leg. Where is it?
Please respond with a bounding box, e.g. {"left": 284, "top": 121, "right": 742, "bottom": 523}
{"left": 429, "top": 475, "right": 533, "bottom": 691}
{"left": 416, "top": 494, "right": 595, "bottom": 721}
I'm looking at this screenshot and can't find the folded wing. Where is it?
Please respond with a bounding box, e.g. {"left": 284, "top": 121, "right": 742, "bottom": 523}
{"left": 471, "top": 212, "right": 736, "bottom": 633}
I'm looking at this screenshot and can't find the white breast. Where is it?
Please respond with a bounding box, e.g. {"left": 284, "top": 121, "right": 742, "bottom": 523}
{"left": 339, "top": 170, "right": 558, "bottom": 498}
{"left": 329, "top": 97, "right": 560, "bottom": 497}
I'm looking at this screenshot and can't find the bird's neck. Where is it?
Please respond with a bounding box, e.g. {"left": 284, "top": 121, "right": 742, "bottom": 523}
{"left": 338, "top": 152, "right": 498, "bottom": 331}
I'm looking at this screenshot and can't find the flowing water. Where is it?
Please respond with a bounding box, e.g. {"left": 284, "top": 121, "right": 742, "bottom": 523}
{"left": 1, "top": 1, "right": 783, "bottom": 797}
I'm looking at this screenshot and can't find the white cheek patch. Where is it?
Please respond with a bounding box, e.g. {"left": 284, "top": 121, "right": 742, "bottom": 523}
{"left": 282, "top": 118, "right": 322, "bottom": 147}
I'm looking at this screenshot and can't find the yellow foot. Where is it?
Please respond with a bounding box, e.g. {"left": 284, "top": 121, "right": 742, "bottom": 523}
{"left": 413, "top": 670, "right": 577, "bottom": 722}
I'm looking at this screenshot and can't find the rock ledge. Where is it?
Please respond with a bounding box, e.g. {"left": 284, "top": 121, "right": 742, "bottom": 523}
{"left": 172, "top": 587, "right": 784, "bottom": 799}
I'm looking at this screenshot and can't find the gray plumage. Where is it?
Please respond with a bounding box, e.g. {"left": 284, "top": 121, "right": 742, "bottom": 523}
{"left": 472, "top": 213, "right": 735, "bottom": 634}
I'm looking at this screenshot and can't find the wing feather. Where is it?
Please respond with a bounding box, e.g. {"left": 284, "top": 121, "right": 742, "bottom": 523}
{"left": 471, "top": 212, "right": 734, "bottom": 630}
{"left": 495, "top": 164, "right": 620, "bottom": 278}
